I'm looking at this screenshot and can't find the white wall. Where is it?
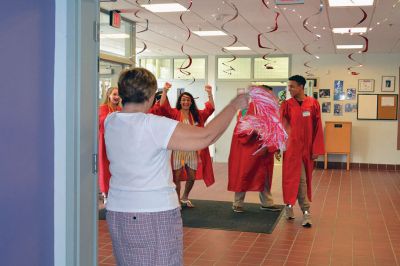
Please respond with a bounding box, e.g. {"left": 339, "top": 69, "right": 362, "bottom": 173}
{"left": 292, "top": 53, "right": 400, "bottom": 165}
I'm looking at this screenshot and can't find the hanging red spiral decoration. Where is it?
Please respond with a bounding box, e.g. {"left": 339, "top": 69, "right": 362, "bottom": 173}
{"left": 258, "top": 0, "right": 279, "bottom": 70}
{"left": 220, "top": 1, "right": 239, "bottom": 75}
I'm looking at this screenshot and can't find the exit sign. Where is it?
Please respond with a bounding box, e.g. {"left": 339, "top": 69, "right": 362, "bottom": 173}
{"left": 110, "top": 10, "right": 121, "bottom": 28}
{"left": 275, "top": 0, "right": 305, "bottom": 4}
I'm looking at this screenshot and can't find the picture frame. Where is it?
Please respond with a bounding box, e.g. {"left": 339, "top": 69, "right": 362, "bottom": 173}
{"left": 381, "top": 76, "right": 395, "bottom": 92}
{"left": 358, "top": 79, "right": 375, "bottom": 92}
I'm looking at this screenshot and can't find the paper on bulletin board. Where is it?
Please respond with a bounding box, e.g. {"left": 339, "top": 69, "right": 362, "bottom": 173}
{"left": 381, "top": 96, "right": 395, "bottom": 107}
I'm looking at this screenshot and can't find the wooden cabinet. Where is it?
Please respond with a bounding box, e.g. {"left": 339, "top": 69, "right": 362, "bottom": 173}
{"left": 324, "top": 121, "right": 352, "bottom": 170}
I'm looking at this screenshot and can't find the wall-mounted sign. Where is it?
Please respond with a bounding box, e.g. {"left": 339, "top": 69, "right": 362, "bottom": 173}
{"left": 110, "top": 10, "right": 121, "bottom": 28}
{"left": 275, "top": 0, "right": 305, "bottom": 4}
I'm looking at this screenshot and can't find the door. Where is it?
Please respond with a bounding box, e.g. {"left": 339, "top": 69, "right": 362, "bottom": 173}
{"left": 54, "top": 0, "right": 99, "bottom": 265}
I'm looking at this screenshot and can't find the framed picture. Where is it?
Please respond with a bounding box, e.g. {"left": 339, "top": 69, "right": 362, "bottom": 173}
{"left": 319, "top": 89, "right": 330, "bottom": 98}
{"left": 322, "top": 102, "right": 331, "bottom": 113}
{"left": 381, "top": 76, "right": 395, "bottom": 92}
{"left": 358, "top": 79, "right": 374, "bottom": 92}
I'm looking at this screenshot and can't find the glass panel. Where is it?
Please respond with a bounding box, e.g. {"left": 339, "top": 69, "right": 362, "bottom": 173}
{"left": 139, "top": 58, "right": 172, "bottom": 80}
{"left": 100, "top": 12, "right": 133, "bottom": 58}
{"left": 99, "top": 60, "right": 124, "bottom": 104}
{"left": 173, "top": 58, "right": 206, "bottom": 80}
{"left": 254, "top": 57, "right": 289, "bottom": 79}
{"left": 217, "top": 57, "right": 251, "bottom": 79}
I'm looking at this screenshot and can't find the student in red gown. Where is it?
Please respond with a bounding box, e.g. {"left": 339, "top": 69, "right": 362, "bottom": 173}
{"left": 228, "top": 85, "right": 281, "bottom": 213}
{"left": 98, "top": 87, "right": 122, "bottom": 202}
{"left": 160, "top": 85, "right": 215, "bottom": 207}
{"left": 280, "top": 75, "right": 325, "bottom": 227}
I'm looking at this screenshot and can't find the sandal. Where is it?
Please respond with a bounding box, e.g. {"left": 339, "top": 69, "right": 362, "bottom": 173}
{"left": 180, "top": 199, "right": 195, "bottom": 208}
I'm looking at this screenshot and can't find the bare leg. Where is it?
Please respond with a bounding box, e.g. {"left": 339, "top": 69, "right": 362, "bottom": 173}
{"left": 181, "top": 165, "right": 196, "bottom": 201}
{"left": 173, "top": 168, "right": 183, "bottom": 200}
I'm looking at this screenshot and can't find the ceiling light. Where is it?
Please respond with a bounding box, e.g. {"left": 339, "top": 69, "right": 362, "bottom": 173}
{"left": 192, "top": 31, "right": 227, "bottom": 36}
{"left": 336, "top": 44, "right": 364, "bottom": 49}
{"left": 100, "top": 33, "right": 130, "bottom": 39}
{"left": 141, "top": 3, "right": 188, "bottom": 13}
{"left": 332, "top": 27, "right": 367, "bottom": 34}
{"left": 328, "top": 0, "right": 374, "bottom": 7}
{"left": 224, "top": 46, "right": 251, "bottom": 51}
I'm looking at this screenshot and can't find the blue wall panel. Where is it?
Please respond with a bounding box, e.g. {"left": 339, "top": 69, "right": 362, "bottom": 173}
{"left": 0, "top": 1, "right": 55, "bottom": 265}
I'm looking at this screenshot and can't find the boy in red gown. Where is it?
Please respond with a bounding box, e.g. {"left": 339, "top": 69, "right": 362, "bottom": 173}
{"left": 228, "top": 85, "right": 281, "bottom": 213}
{"left": 280, "top": 75, "right": 325, "bottom": 227}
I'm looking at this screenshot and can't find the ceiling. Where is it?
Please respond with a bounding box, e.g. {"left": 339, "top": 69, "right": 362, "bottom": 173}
{"left": 100, "top": 0, "right": 400, "bottom": 57}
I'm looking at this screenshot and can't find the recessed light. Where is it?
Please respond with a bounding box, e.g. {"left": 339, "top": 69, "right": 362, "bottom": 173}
{"left": 336, "top": 44, "right": 364, "bottom": 49}
{"left": 332, "top": 27, "right": 367, "bottom": 34}
{"left": 224, "top": 46, "right": 251, "bottom": 51}
{"left": 141, "top": 3, "right": 188, "bottom": 13}
{"left": 328, "top": 0, "right": 374, "bottom": 7}
{"left": 100, "top": 33, "right": 130, "bottom": 39}
{"left": 192, "top": 31, "right": 227, "bottom": 36}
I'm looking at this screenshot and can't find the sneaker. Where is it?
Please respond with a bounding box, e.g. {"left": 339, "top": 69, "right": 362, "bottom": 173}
{"left": 285, "top": 205, "right": 295, "bottom": 220}
{"left": 232, "top": 206, "right": 244, "bottom": 213}
{"left": 302, "top": 211, "right": 312, "bottom": 227}
{"left": 260, "top": 205, "right": 282, "bottom": 212}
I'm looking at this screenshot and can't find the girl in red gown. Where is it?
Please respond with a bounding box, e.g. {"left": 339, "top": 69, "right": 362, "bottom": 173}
{"left": 98, "top": 87, "right": 122, "bottom": 202}
{"left": 160, "top": 85, "right": 215, "bottom": 207}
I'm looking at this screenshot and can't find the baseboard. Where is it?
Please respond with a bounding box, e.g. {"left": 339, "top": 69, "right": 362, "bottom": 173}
{"left": 315, "top": 161, "right": 400, "bottom": 171}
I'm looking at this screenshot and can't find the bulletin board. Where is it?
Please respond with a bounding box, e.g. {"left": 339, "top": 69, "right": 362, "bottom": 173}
{"left": 357, "top": 94, "right": 377, "bottom": 120}
{"left": 357, "top": 94, "right": 398, "bottom": 120}
{"left": 377, "top": 94, "right": 398, "bottom": 120}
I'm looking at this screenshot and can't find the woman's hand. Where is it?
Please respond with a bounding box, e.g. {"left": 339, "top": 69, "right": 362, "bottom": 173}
{"left": 205, "top": 85, "right": 212, "bottom": 95}
{"left": 163, "top": 82, "right": 172, "bottom": 92}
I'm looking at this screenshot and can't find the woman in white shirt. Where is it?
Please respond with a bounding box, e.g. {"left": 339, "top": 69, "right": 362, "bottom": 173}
{"left": 104, "top": 68, "right": 248, "bottom": 266}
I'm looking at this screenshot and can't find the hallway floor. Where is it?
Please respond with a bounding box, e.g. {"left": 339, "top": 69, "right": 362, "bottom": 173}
{"left": 98, "top": 163, "right": 400, "bottom": 266}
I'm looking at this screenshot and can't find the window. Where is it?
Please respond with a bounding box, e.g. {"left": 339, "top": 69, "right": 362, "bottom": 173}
{"left": 217, "top": 57, "right": 251, "bottom": 79}
{"left": 173, "top": 58, "right": 206, "bottom": 80}
{"left": 139, "top": 58, "right": 172, "bottom": 80}
{"left": 254, "top": 57, "right": 289, "bottom": 79}
{"left": 99, "top": 12, "right": 133, "bottom": 58}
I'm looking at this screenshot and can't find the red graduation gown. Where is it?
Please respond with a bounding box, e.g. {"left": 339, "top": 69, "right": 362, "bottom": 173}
{"left": 98, "top": 104, "right": 122, "bottom": 194}
{"left": 160, "top": 101, "right": 215, "bottom": 187}
{"left": 280, "top": 97, "right": 325, "bottom": 205}
{"left": 228, "top": 103, "right": 275, "bottom": 192}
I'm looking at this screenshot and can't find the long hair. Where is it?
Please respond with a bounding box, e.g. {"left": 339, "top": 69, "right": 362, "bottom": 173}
{"left": 176, "top": 92, "right": 200, "bottom": 123}
{"left": 103, "top": 87, "right": 118, "bottom": 105}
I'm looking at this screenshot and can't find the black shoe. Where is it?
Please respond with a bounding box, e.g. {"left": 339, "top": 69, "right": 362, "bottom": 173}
{"left": 260, "top": 205, "right": 282, "bottom": 212}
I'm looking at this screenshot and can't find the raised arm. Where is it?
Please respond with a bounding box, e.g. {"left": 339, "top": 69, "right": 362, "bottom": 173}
{"left": 167, "top": 94, "right": 249, "bottom": 151}
{"left": 205, "top": 85, "right": 215, "bottom": 109}
{"left": 159, "top": 82, "right": 171, "bottom": 106}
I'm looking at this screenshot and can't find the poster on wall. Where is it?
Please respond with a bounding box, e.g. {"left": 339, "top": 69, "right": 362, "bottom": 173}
{"left": 334, "top": 80, "right": 345, "bottom": 101}
{"left": 346, "top": 88, "right": 356, "bottom": 100}
{"left": 322, "top": 102, "right": 331, "bottom": 113}
{"left": 319, "top": 89, "right": 330, "bottom": 98}
{"left": 334, "top": 103, "right": 343, "bottom": 116}
{"left": 345, "top": 103, "right": 357, "bottom": 113}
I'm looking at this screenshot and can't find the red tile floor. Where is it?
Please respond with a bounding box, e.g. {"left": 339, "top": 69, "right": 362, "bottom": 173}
{"left": 98, "top": 163, "right": 400, "bottom": 265}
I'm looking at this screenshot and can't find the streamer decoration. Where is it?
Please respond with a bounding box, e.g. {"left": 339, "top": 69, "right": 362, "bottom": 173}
{"left": 220, "top": 1, "right": 239, "bottom": 75}
{"left": 301, "top": 0, "right": 323, "bottom": 76}
{"left": 131, "top": 1, "right": 150, "bottom": 56}
{"left": 347, "top": 35, "right": 368, "bottom": 75}
{"left": 346, "top": 7, "right": 368, "bottom": 75}
{"left": 178, "top": 0, "right": 195, "bottom": 85}
{"left": 258, "top": 0, "right": 279, "bottom": 70}
{"left": 236, "top": 87, "right": 288, "bottom": 154}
